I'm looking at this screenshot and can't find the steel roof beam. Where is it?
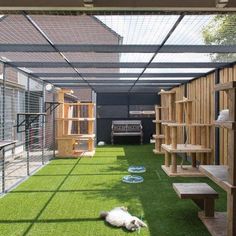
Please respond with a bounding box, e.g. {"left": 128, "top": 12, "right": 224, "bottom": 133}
{"left": 10, "top": 61, "right": 228, "bottom": 68}
{"left": 1, "top": 44, "right": 236, "bottom": 53}
{"left": 45, "top": 79, "right": 187, "bottom": 84}
{"left": 35, "top": 72, "right": 199, "bottom": 78}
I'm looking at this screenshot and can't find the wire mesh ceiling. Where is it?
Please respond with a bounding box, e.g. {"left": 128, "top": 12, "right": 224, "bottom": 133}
{"left": 0, "top": 13, "right": 235, "bottom": 93}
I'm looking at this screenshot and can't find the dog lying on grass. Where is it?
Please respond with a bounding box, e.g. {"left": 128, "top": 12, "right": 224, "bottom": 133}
{"left": 100, "top": 206, "right": 147, "bottom": 232}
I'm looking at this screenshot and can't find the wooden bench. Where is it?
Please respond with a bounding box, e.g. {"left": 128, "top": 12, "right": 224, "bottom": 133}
{"left": 111, "top": 120, "right": 143, "bottom": 144}
{"left": 173, "top": 183, "right": 218, "bottom": 217}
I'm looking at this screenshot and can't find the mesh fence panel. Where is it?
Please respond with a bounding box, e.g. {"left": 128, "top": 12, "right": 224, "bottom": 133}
{"left": 0, "top": 62, "right": 56, "bottom": 194}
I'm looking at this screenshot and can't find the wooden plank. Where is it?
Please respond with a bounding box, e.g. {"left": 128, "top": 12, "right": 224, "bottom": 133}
{"left": 215, "top": 81, "right": 236, "bottom": 91}
{"left": 161, "top": 165, "right": 205, "bottom": 177}
{"left": 198, "top": 212, "right": 227, "bottom": 236}
{"left": 162, "top": 144, "right": 211, "bottom": 153}
{"left": 173, "top": 183, "right": 218, "bottom": 199}
{"left": 199, "top": 165, "right": 236, "bottom": 193}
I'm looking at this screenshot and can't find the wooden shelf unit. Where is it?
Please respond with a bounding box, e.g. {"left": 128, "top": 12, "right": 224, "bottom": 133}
{"left": 161, "top": 97, "right": 212, "bottom": 177}
{"left": 56, "top": 89, "right": 96, "bottom": 157}
{"left": 153, "top": 90, "right": 176, "bottom": 155}
{"left": 198, "top": 82, "right": 236, "bottom": 236}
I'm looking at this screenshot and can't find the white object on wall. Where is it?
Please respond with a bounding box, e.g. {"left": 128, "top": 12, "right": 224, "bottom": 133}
{"left": 98, "top": 141, "right": 105, "bottom": 146}
{"left": 217, "top": 109, "right": 229, "bottom": 121}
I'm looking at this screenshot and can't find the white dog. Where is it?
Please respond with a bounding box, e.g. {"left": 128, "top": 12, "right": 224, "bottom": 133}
{"left": 100, "top": 207, "right": 147, "bottom": 231}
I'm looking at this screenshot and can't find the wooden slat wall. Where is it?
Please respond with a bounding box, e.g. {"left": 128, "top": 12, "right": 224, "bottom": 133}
{"left": 219, "top": 65, "right": 236, "bottom": 165}
{"left": 187, "top": 73, "right": 215, "bottom": 163}
{"left": 169, "top": 64, "right": 236, "bottom": 164}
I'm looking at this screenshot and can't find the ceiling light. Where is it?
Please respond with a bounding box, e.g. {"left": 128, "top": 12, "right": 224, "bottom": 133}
{"left": 216, "top": 0, "right": 229, "bottom": 8}
{"left": 83, "top": 0, "right": 93, "bottom": 7}
{"left": 0, "top": 56, "right": 11, "bottom": 62}
{"left": 45, "top": 83, "right": 54, "bottom": 92}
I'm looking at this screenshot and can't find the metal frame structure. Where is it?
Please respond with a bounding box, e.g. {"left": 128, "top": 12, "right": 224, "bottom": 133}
{"left": 0, "top": 13, "right": 235, "bottom": 93}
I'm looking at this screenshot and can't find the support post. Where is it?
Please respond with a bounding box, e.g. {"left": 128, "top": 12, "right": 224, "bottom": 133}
{"left": 215, "top": 69, "right": 220, "bottom": 165}
{"left": 227, "top": 191, "right": 236, "bottom": 236}
{"left": 171, "top": 126, "right": 177, "bottom": 149}
{"left": 42, "top": 82, "right": 45, "bottom": 165}
{"left": 171, "top": 153, "right": 177, "bottom": 173}
{"left": 52, "top": 92, "right": 56, "bottom": 158}
{"left": 1, "top": 63, "right": 6, "bottom": 193}
{"left": 26, "top": 76, "right": 30, "bottom": 176}
{"left": 165, "top": 151, "right": 170, "bottom": 167}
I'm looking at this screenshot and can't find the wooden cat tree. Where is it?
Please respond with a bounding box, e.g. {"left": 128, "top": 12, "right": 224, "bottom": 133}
{"left": 56, "top": 89, "right": 95, "bottom": 157}
{"left": 153, "top": 90, "right": 176, "bottom": 154}
{"left": 161, "top": 97, "right": 212, "bottom": 177}
{"left": 199, "top": 81, "right": 236, "bottom": 236}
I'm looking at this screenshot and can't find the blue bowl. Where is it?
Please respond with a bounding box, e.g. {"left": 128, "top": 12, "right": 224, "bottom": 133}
{"left": 122, "top": 175, "right": 144, "bottom": 184}
{"left": 128, "top": 166, "right": 146, "bottom": 173}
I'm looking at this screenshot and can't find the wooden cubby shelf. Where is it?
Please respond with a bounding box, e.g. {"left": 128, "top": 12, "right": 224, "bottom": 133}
{"left": 153, "top": 90, "right": 176, "bottom": 155}
{"left": 56, "top": 89, "right": 96, "bottom": 158}
{"left": 161, "top": 96, "right": 212, "bottom": 177}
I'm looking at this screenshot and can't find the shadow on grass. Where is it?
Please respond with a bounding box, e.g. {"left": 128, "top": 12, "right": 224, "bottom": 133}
{"left": 79, "top": 145, "right": 226, "bottom": 236}
{"left": 0, "top": 145, "right": 227, "bottom": 236}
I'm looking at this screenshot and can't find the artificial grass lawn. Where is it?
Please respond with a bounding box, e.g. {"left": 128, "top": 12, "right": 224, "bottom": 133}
{"left": 0, "top": 145, "right": 227, "bottom": 236}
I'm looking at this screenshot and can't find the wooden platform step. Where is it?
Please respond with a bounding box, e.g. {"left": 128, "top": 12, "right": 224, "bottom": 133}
{"left": 162, "top": 144, "right": 211, "bottom": 153}
{"left": 173, "top": 183, "right": 218, "bottom": 199}
{"left": 162, "top": 165, "right": 204, "bottom": 177}
{"left": 173, "top": 183, "right": 218, "bottom": 218}
{"left": 198, "top": 212, "right": 227, "bottom": 236}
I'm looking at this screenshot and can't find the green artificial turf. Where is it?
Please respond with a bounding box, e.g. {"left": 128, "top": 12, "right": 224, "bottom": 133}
{"left": 0, "top": 145, "right": 227, "bottom": 236}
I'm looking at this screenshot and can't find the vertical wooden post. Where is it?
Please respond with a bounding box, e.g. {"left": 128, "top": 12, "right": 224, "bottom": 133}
{"left": 204, "top": 199, "right": 215, "bottom": 217}
{"left": 165, "top": 151, "right": 170, "bottom": 167}
{"left": 177, "top": 103, "right": 183, "bottom": 123}
{"left": 171, "top": 153, "right": 177, "bottom": 173}
{"left": 169, "top": 93, "right": 175, "bottom": 121}
{"left": 171, "top": 126, "right": 177, "bottom": 149}
{"left": 88, "top": 104, "right": 94, "bottom": 135}
{"left": 192, "top": 153, "right": 197, "bottom": 168}
{"left": 228, "top": 89, "right": 236, "bottom": 186}
{"left": 227, "top": 191, "right": 236, "bottom": 236}
{"left": 165, "top": 125, "right": 171, "bottom": 145}
{"left": 186, "top": 102, "right": 192, "bottom": 124}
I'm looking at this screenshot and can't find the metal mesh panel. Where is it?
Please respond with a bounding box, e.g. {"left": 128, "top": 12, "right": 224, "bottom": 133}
{"left": 0, "top": 63, "right": 57, "bottom": 194}
{"left": 43, "top": 88, "right": 55, "bottom": 162}
{"left": 27, "top": 78, "right": 44, "bottom": 174}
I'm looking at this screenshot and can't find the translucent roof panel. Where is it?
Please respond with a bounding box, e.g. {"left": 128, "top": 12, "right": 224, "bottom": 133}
{"left": 0, "top": 52, "right": 64, "bottom": 62}
{"left": 153, "top": 53, "right": 236, "bottom": 63}
{"left": 30, "top": 15, "right": 120, "bottom": 45}
{"left": 166, "top": 15, "right": 214, "bottom": 45}
{"left": 96, "top": 15, "right": 180, "bottom": 45}
{"left": 120, "top": 53, "right": 153, "bottom": 62}
{"left": 0, "top": 15, "right": 48, "bottom": 44}
{"left": 0, "top": 13, "right": 235, "bottom": 93}
{"left": 28, "top": 67, "right": 75, "bottom": 73}
{"left": 166, "top": 15, "right": 236, "bottom": 45}
{"left": 145, "top": 68, "right": 214, "bottom": 73}
{"left": 63, "top": 53, "right": 120, "bottom": 63}
{"left": 139, "top": 77, "right": 193, "bottom": 81}
{"left": 120, "top": 68, "right": 144, "bottom": 73}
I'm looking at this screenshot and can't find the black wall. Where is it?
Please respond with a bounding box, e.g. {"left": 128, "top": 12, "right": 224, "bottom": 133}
{"left": 96, "top": 93, "right": 160, "bottom": 144}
